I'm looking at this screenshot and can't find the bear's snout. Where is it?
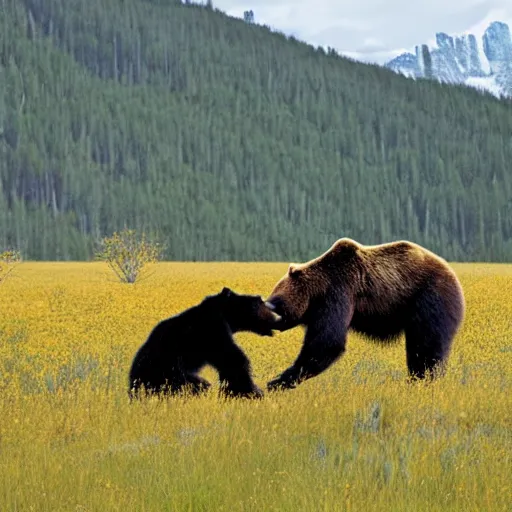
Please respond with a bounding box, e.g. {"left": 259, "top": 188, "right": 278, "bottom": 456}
{"left": 262, "top": 303, "right": 282, "bottom": 325}
{"left": 265, "top": 296, "right": 291, "bottom": 328}
{"left": 266, "top": 296, "right": 286, "bottom": 316}
{"left": 269, "top": 310, "right": 282, "bottom": 323}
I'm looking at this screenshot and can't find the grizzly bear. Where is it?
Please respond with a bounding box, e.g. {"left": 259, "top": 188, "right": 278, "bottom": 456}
{"left": 129, "top": 287, "right": 281, "bottom": 399}
{"left": 265, "top": 238, "right": 465, "bottom": 391}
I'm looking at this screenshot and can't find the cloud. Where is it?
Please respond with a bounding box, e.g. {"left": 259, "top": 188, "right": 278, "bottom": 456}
{"left": 213, "top": 0, "right": 512, "bottom": 64}
{"left": 354, "top": 38, "right": 388, "bottom": 54}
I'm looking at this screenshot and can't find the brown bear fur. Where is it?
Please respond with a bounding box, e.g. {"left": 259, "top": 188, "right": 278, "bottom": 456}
{"left": 265, "top": 238, "right": 465, "bottom": 390}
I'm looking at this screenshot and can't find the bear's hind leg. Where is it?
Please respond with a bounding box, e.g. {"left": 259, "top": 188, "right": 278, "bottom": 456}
{"left": 405, "top": 286, "right": 463, "bottom": 380}
{"left": 405, "top": 328, "right": 448, "bottom": 380}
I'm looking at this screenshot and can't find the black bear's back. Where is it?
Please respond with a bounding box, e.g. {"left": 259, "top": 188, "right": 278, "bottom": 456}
{"left": 129, "top": 303, "right": 227, "bottom": 378}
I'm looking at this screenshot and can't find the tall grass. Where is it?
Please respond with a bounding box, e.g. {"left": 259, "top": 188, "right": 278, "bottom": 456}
{"left": 0, "top": 262, "right": 511, "bottom": 511}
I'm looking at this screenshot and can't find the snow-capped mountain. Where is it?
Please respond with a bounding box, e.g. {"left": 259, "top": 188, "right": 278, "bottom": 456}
{"left": 385, "top": 21, "right": 512, "bottom": 98}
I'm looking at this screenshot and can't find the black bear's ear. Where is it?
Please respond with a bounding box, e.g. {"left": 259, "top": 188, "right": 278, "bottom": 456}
{"left": 288, "top": 264, "right": 301, "bottom": 277}
{"left": 221, "top": 287, "right": 233, "bottom": 297}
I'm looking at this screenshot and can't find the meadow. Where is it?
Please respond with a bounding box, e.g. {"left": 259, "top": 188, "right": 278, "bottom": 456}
{"left": 0, "top": 262, "right": 511, "bottom": 511}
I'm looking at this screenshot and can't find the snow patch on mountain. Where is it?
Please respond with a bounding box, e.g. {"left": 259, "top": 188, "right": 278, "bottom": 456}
{"left": 385, "top": 21, "right": 512, "bottom": 99}
{"left": 465, "top": 76, "right": 504, "bottom": 97}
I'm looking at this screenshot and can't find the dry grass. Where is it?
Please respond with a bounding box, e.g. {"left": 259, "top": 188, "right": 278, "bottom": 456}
{"left": 0, "top": 262, "right": 511, "bottom": 511}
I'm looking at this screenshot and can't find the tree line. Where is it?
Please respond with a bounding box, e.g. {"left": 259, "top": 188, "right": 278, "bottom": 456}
{"left": 0, "top": 0, "right": 511, "bottom": 262}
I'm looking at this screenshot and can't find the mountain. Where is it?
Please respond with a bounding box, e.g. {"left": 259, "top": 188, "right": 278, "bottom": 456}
{"left": 386, "top": 21, "right": 512, "bottom": 98}
{"left": 1, "top": 0, "right": 512, "bottom": 262}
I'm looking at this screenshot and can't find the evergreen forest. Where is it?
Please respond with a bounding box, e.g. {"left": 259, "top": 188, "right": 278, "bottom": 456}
{"left": 1, "top": 0, "right": 512, "bottom": 262}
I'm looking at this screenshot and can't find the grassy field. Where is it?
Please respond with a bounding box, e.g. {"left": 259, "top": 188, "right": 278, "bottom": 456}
{"left": 0, "top": 262, "right": 511, "bottom": 511}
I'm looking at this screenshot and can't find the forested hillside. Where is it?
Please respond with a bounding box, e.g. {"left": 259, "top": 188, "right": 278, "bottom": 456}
{"left": 1, "top": 0, "right": 511, "bottom": 261}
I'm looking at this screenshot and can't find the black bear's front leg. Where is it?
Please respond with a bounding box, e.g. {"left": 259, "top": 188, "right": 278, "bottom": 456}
{"left": 268, "top": 300, "right": 350, "bottom": 391}
{"left": 209, "top": 339, "right": 263, "bottom": 399}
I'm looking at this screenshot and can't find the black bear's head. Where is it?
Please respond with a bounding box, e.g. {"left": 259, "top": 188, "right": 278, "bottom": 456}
{"left": 219, "top": 287, "right": 282, "bottom": 336}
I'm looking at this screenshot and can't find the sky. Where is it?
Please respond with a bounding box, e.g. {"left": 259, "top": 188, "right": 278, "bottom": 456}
{"left": 212, "top": 0, "right": 512, "bottom": 65}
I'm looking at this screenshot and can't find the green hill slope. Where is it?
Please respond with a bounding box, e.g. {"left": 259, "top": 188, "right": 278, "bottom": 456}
{"left": 1, "top": 0, "right": 511, "bottom": 261}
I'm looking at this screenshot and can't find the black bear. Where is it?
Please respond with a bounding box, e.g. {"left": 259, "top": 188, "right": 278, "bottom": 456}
{"left": 265, "top": 238, "right": 465, "bottom": 390}
{"left": 129, "top": 287, "right": 281, "bottom": 399}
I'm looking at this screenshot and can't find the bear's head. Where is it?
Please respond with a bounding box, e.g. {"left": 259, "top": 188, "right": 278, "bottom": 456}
{"left": 219, "top": 287, "right": 282, "bottom": 336}
{"left": 265, "top": 262, "right": 329, "bottom": 330}
{"left": 265, "top": 239, "right": 360, "bottom": 330}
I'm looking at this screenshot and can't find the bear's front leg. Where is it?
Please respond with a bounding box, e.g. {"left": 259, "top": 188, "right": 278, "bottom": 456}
{"left": 267, "top": 315, "right": 348, "bottom": 391}
{"left": 220, "top": 382, "right": 264, "bottom": 399}
{"left": 267, "top": 364, "right": 313, "bottom": 391}
{"left": 267, "top": 372, "right": 300, "bottom": 391}
{"left": 209, "top": 339, "right": 263, "bottom": 399}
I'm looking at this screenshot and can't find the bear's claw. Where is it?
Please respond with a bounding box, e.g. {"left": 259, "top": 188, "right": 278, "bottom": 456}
{"left": 267, "top": 378, "right": 297, "bottom": 392}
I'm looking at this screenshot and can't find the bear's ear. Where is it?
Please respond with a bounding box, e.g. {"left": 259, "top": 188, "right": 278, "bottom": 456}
{"left": 288, "top": 264, "right": 301, "bottom": 277}
{"left": 221, "top": 287, "right": 233, "bottom": 297}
